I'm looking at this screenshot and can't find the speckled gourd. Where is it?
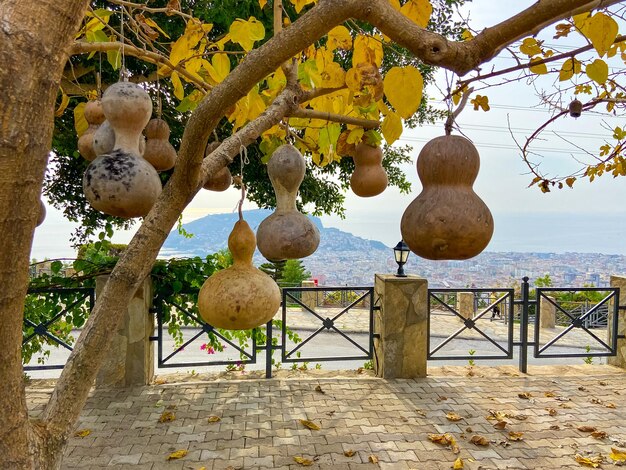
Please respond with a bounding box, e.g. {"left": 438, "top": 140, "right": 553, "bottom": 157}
{"left": 350, "top": 142, "right": 388, "bottom": 197}
{"left": 400, "top": 135, "right": 494, "bottom": 260}
{"left": 203, "top": 141, "right": 232, "bottom": 192}
{"left": 198, "top": 217, "right": 281, "bottom": 330}
{"left": 78, "top": 100, "right": 105, "bottom": 161}
{"left": 256, "top": 144, "right": 320, "bottom": 261}
{"left": 83, "top": 82, "right": 162, "bottom": 218}
{"left": 142, "top": 118, "right": 177, "bottom": 171}
{"left": 93, "top": 120, "right": 146, "bottom": 157}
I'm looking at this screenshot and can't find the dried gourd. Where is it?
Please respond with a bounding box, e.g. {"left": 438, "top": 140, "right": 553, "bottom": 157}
{"left": 203, "top": 141, "right": 232, "bottom": 192}
{"left": 78, "top": 100, "right": 105, "bottom": 161}
{"left": 83, "top": 82, "right": 161, "bottom": 218}
{"left": 256, "top": 144, "right": 320, "bottom": 261}
{"left": 198, "top": 217, "right": 281, "bottom": 330}
{"left": 36, "top": 200, "right": 46, "bottom": 227}
{"left": 93, "top": 120, "right": 145, "bottom": 157}
{"left": 401, "top": 135, "right": 493, "bottom": 260}
{"left": 142, "top": 118, "right": 177, "bottom": 171}
{"left": 350, "top": 142, "right": 388, "bottom": 197}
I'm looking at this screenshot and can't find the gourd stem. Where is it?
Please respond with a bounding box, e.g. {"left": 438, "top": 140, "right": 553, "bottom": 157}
{"left": 238, "top": 182, "right": 245, "bottom": 221}
{"left": 444, "top": 86, "right": 473, "bottom": 136}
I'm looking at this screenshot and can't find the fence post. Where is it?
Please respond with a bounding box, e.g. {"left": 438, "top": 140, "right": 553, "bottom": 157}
{"left": 301, "top": 280, "right": 316, "bottom": 310}
{"left": 539, "top": 295, "right": 556, "bottom": 329}
{"left": 456, "top": 292, "right": 474, "bottom": 320}
{"left": 373, "top": 274, "right": 428, "bottom": 378}
{"left": 95, "top": 275, "right": 155, "bottom": 387}
{"left": 519, "top": 277, "right": 530, "bottom": 373}
{"left": 609, "top": 275, "right": 626, "bottom": 368}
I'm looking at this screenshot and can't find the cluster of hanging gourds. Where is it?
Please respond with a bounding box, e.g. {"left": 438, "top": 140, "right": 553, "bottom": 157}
{"left": 78, "top": 82, "right": 494, "bottom": 330}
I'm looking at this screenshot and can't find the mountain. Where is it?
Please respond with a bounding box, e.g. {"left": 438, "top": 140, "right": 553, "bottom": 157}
{"left": 161, "top": 209, "right": 391, "bottom": 283}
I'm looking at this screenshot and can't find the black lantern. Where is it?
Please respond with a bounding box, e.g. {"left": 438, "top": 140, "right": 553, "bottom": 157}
{"left": 393, "top": 240, "right": 410, "bottom": 277}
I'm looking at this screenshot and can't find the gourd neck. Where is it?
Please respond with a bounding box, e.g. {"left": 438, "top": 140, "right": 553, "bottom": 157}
{"left": 114, "top": 132, "right": 142, "bottom": 157}
{"left": 273, "top": 182, "right": 297, "bottom": 212}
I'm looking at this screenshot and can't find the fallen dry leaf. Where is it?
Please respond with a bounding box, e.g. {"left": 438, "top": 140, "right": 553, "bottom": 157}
{"left": 574, "top": 453, "right": 603, "bottom": 468}
{"left": 415, "top": 409, "right": 427, "bottom": 417}
{"left": 357, "top": 367, "right": 365, "bottom": 374}
{"left": 314, "top": 385, "right": 325, "bottom": 394}
{"left": 154, "top": 377, "right": 167, "bottom": 385}
{"left": 73, "top": 429, "right": 91, "bottom": 438}
{"left": 546, "top": 408, "right": 557, "bottom": 416}
{"left": 470, "top": 435, "right": 490, "bottom": 446}
{"left": 545, "top": 391, "right": 557, "bottom": 398}
{"left": 592, "top": 431, "right": 608, "bottom": 439}
{"left": 486, "top": 410, "right": 508, "bottom": 421}
{"left": 453, "top": 457, "right": 464, "bottom": 469}
{"left": 494, "top": 420, "right": 508, "bottom": 430}
{"left": 299, "top": 419, "right": 321, "bottom": 431}
{"left": 610, "top": 447, "right": 626, "bottom": 463}
{"left": 446, "top": 412, "right": 463, "bottom": 422}
{"left": 605, "top": 402, "right": 616, "bottom": 409}
{"left": 428, "top": 433, "right": 460, "bottom": 454}
{"left": 559, "top": 403, "right": 573, "bottom": 409}
{"left": 437, "top": 396, "right": 448, "bottom": 402}
{"left": 508, "top": 431, "right": 524, "bottom": 441}
{"left": 293, "top": 456, "right": 313, "bottom": 466}
{"left": 550, "top": 425, "right": 561, "bottom": 430}
{"left": 369, "top": 455, "right": 379, "bottom": 464}
{"left": 207, "top": 415, "right": 221, "bottom": 423}
{"left": 158, "top": 411, "right": 175, "bottom": 423}
{"left": 518, "top": 392, "right": 532, "bottom": 399}
{"left": 167, "top": 449, "right": 188, "bottom": 460}
{"left": 344, "top": 450, "right": 356, "bottom": 457}
{"left": 599, "top": 381, "right": 608, "bottom": 386}
{"left": 578, "top": 386, "right": 587, "bottom": 391}
{"left": 465, "top": 427, "right": 473, "bottom": 433}
{"left": 401, "top": 416, "right": 409, "bottom": 422}
{"left": 577, "top": 425, "right": 598, "bottom": 433}
{"left": 590, "top": 398, "right": 603, "bottom": 405}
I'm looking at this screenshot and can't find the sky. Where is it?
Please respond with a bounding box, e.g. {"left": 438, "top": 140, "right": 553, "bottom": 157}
{"left": 30, "top": 1, "right": 626, "bottom": 260}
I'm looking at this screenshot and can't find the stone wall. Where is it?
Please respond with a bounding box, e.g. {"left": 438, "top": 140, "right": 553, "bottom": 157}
{"left": 609, "top": 275, "right": 626, "bottom": 369}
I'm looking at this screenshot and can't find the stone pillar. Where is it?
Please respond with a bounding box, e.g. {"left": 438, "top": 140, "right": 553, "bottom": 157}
{"left": 457, "top": 292, "right": 474, "bottom": 320}
{"left": 301, "top": 280, "right": 317, "bottom": 310}
{"left": 95, "top": 276, "right": 154, "bottom": 387}
{"left": 373, "top": 274, "right": 428, "bottom": 378}
{"left": 539, "top": 296, "right": 556, "bottom": 329}
{"left": 608, "top": 275, "right": 626, "bottom": 368}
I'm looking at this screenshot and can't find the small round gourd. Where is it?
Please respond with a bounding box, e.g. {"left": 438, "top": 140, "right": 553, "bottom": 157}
{"left": 203, "top": 141, "right": 232, "bottom": 191}
{"left": 198, "top": 218, "right": 281, "bottom": 330}
{"left": 142, "top": 118, "right": 177, "bottom": 171}
{"left": 569, "top": 99, "right": 583, "bottom": 118}
{"left": 36, "top": 200, "right": 46, "bottom": 227}
{"left": 78, "top": 100, "right": 105, "bottom": 161}
{"left": 256, "top": 144, "right": 320, "bottom": 261}
{"left": 83, "top": 82, "right": 161, "bottom": 218}
{"left": 350, "top": 142, "right": 388, "bottom": 197}
{"left": 400, "top": 135, "right": 494, "bottom": 260}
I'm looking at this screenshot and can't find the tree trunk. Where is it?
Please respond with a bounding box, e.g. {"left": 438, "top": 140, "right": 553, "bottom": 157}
{"left": 0, "top": 1, "right": 89, "bottom": 468}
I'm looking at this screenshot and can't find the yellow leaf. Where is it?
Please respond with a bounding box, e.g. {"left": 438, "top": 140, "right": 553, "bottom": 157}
{"left": 559, "top": 57, "right": 581, "bottom": 81}
{"left": 573, "top": 12, "right": 591, "bottom": 35}
{"left": 529, "top": 58, "right": 548, "bottom": 75}
{"left": 229, "top": 17, "right": 265, "bottom": 52}
{"left": 461, "top": 29, "right": 473, "bottom": 41}
{"left": 73, "top": 429, "right": 91, "bottom": 438}
{"left": 347, "top": 128, "right": 365, "bottom": 145}
{"left": 344, "top": 450, "right": 356, "bottom": 457}
{"left": 383, "top": 66, "right": 423, "bottom": 119}
{"left": 453, "top": 457, "right": 464, "bottom": 469}
{"left": 167, "top": 449, "right": 188, "bottom": 460}
{"left": 299, "top": 419, "right": 320, "bottom": 430}
{"left": 518, "top": 392, "right": 532, "bottom": 399}
{"left": 55, "top": 90, "right": 70, "bottom": 117}
{"left": 259, "top": 0, "right": 267, "bottom": 8}
{"left": 591, "top": 431, "right": 608, "bottom": 439}
{"left": 171, "top": 71, "right": 184, "bottom": 100}
{"left": 574, "top": 453, "right": 603, "bottom": 467}
{"left": 144, "top": 17, "right": 170, "bottom": 38}
{"left": 290, "top": 0, "right": 316, "bottom": 13}
{"left": 508, "top": 431, "right": 524, "bottom": 441}
{"left": 584, "top": 12, "right": 618, "bottom": 57}
{"left": 445, "top": 412, "right": 463, "bottom": 422}
{"left": 208, "top": 53, "right": 230, "bottom": 83}
{"left": 470, "top": 435, "right": 490, "bottom": 446}
{"left": 565, "top": 177, "right": 576, "bottom": 188}
{"left": 159, "top": 411, "right": 176, "bottom": 423}
{"left": 389, "top": 0, "right": 401, "bottom": 10}
{"left": 327, "top": 25, "right": 352, "bottom": 51}
{"left": 610, "top": 447, "right": 626, "bottom": 462}
{"left": 586, "top": 59, "right": 609, "bottom": 84}
{"left": 369, "top": 455, "right": 379, "bottom": 464}
{"left": 73, "top": 102, "right": 89, "bottom": 137}
{"left": 170, "top": 19, "right": 204, "bottom": 66}
{"left": 520, "top": 38, "right": 542, "bottom": 56}
{"left": 293, "top": 456, "right": 314, "bottom": 466}
{"left": 470, "top": 95, "right": 490, "bottom": 112}
{"left": 428, "top": 433, "right": 460, "bottom": 453}
{"left": 353, "top": 35, "right": 383, "bottom": 67}
{"left": 207, "top": 415, "right": 221, "bottom": 423}
{"left": 381, "top": 111, "right": 402, "bottom": 145}
{"left": 400, "top": 0, "right": 433, "bottom": 28}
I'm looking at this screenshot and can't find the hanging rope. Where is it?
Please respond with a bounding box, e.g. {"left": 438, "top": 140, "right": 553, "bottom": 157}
{"left": 119, "top": 7, "right": 127, "bottom": 81}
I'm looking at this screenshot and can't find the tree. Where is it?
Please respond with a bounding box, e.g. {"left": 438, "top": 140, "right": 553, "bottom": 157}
{"left": 259, "top": 260, "right": 287, "bottom": 280}
{"left": 280, "top": 259, "right": 312, "bottom": 285}
{"left": 1, "top": 0, "right": 625, "bottom": 468}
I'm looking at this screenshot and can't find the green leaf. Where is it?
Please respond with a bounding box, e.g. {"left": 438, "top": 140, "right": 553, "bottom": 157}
{"left": 50, "top": 261, "right": 63, "bottom": 274}
{"left": 172, "top": 280, "right": 183, "bottom": 293}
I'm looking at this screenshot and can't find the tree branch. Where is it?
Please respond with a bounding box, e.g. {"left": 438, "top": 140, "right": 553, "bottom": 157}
{"left": 289, "top": 108, "right": 380, "bottom": 129}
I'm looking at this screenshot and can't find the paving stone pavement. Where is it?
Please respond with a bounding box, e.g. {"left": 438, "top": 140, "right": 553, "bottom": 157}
{"left": 27, "top": 367, "right": 626, "bottom": 470}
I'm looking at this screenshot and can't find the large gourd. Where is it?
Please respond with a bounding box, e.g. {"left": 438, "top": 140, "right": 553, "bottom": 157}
{"left": 350, "top": 142, "right": 388, "bottom": 197}
{"left": 83, "top": 82, "right": 162, "bottom": 218}
{"left": 198, "top": 216, "right": 281, "bottom": 330}
{"left": 78, "top": 100, "right": 105, "bottom": 161}
{"left": 401, "top": 135, "right": 493, "bottom": 260}
{"left": 256, "top": 144, "right": 320, "bottom": 261}
{"left": 142, "top": 118, "right": 177, "bottom": 171}
{"left": 203, "top": 141, "right": 232, "bottom": 192}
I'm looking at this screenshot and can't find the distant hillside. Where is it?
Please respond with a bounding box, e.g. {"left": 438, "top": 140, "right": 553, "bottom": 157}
{"left": 161, "top": 209, "right": 389, "bottom": 260}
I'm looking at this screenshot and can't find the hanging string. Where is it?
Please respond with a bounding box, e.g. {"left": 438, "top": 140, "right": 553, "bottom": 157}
{"left": 156, "top": 71, "right": 162, "bottom": 118}
{"left": 97, "top": 52, "right": 102, "bottom": 100}
{"left": 119, "top": 7, "right": 127, "bottom": 81}
{"left": 232, "top": 139, "right": 249, "bottom": 220}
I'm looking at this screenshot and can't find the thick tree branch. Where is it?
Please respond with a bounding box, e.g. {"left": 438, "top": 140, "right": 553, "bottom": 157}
{"left": 289, "top": 108, "right": 380, "bottom": 129}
